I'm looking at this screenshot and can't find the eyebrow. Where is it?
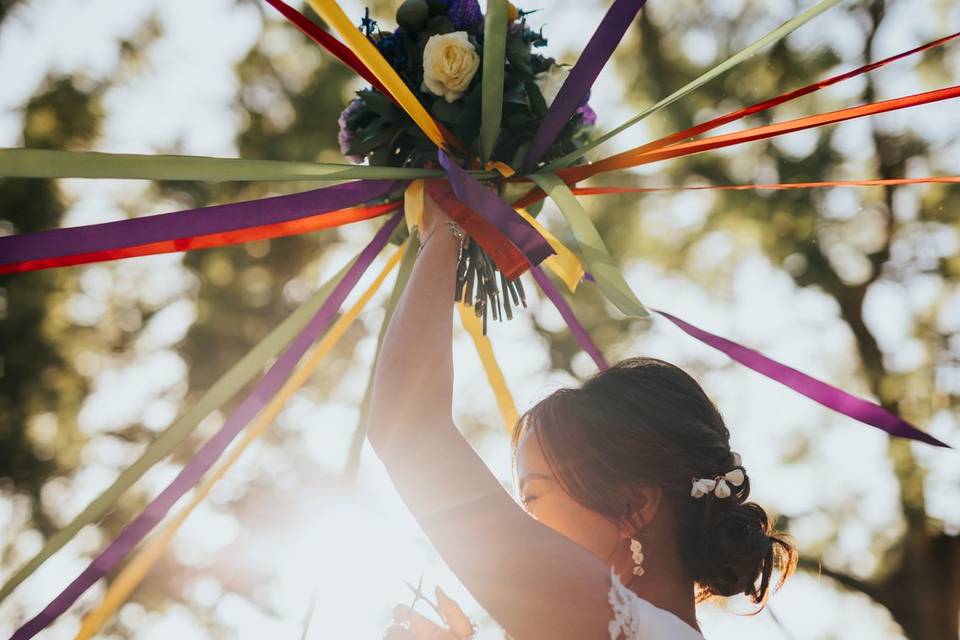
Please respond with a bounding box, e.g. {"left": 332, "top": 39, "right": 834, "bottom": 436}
{"left": 518, "top": 472, "right": 554, "bottom": 493}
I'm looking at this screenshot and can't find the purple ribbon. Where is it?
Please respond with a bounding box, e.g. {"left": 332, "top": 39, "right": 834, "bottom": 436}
{"left": 0, "top": 180, "right": 399, "bottom": 265}
{"left": 10, "top": 212, "right": 403, "bottom": 640}
{"left": 531, "top": 265, "right": 609, "bottom": 370}
{"left": 652, "top": 308, "right": 951, "bottom": 448}
{"left": 437, "top": 150, "right": 555, "bottom": 267}
{"left": 522, "top": 0, "right": 647, "bottom": 172}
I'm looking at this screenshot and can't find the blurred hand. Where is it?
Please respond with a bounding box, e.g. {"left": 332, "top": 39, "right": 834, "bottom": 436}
{"left": 383, "top": 586, "right": 476, "bottom": 640}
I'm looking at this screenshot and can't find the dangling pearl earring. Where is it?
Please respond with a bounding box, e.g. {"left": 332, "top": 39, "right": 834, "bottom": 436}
{"left": 629, "top": 537, "right": 645, "bottom": 577}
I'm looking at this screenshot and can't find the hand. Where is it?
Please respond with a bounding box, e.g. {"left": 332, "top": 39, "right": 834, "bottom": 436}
{"left": 382, "top": 586, "right": 476, "bottom": 640}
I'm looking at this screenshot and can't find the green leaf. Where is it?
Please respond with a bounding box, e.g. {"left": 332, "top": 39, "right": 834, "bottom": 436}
{"left": 525, "top": 80, "right": 548, "bottom": 119}
{"left": 542, "top": 0, "right": 844, "bottom": 170}
{"left": 480, "top": 0, "right": 508, "bottom": 162}
{"left": 431, "top": 98, "right": 467, "bottom": 124}
{"left": 529, "top": 172, "right": 649, "bottom": 318}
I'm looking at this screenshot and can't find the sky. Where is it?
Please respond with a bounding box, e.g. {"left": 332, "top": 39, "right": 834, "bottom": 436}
{"left": 0, "top": 0, "right": 959, "bottom": 638}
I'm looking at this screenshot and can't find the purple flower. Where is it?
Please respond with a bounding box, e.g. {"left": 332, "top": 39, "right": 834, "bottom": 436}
{"left": 575, "top": 103, "right": 597, "bottom": 127}
{"left": 338, "top": 98, "right": 366, "bottom": 164}
{"left": 448, "top": 0, "right": 481, "bottom": 30}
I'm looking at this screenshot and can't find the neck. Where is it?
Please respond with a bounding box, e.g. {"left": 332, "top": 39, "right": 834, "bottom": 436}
{"left": 624, "top": 554, "right": 700, "bottom": 634}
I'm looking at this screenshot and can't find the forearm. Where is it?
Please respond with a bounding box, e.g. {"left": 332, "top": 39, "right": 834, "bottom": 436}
{"left": 367, "top": 224, "right": 460, "bottom": 452}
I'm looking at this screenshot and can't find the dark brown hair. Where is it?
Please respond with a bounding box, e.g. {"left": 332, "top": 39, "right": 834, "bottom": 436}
{"left": 510, "top": 356, "right": 797, "bottom": 609}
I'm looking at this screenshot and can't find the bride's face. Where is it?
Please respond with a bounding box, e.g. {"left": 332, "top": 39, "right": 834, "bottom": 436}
{"left": 514, "top": 427, "right": 624, "bottom": 563}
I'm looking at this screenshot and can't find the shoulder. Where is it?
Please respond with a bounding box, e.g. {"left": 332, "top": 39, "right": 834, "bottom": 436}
{"left": 607, "top": 567, "right": 707, "bottom": 640}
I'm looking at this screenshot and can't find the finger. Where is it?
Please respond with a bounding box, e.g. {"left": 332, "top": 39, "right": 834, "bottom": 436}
{"left": 435, "top": 587, "right": 474, "bottom": 637}
{"left": 383, "top": 623, "right": 417, "bottom": 640}
{"left": 405, "top": 607, "right": 456, "bottom": 640}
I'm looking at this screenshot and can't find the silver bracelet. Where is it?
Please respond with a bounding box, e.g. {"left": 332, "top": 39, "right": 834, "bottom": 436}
{"left": 416, "top": 220, "right": 466, "bottom": 256}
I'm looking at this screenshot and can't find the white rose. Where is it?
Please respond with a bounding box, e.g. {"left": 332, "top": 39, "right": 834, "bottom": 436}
{"left": 533, "top": 63, "right": 570, "bottom": 108}
{"left": 421, "top": 31, "right": 480, "bottom": 103}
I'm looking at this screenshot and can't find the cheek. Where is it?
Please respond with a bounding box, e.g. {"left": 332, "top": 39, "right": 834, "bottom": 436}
{"left": 532, "top": 495, "right": 620, "bottom": 561}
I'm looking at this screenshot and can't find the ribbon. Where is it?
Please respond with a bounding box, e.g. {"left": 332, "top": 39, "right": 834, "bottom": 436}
{"left": 652, "top": 308, "right": 951, "bottom": 449}
{"left": 561, "top": 85, "right": 960, "bottom": 182}
{"left": 528, "top": 173, "right": 648, "bottom": 318}
{"left": 522, "top": 0, "right": 646, "bottom": 172}
{"left": 480, "top": 0, "right": 508, "bottom": 162}
{"left": 306, "top": 0, "right": 446, "bottom": 150}
{"left": 73, "top": 240, "right": 408, "bottom": 640}
{"left": 569, "top": 177, "right": 960, "bottom": 196}
{"left": 0, "top": 201, "right": 400, "bottom": 275}
{"left": 624, "top": 30, "right": 960, "bottom": 160}
{"left": 345, "top": 238, "right": 419, "bottom": 475}
{"left": 542, "top": 0, "right": 844, "bottom": 170}
{"left": 438, "top": 150, "right": 554, "bottom": 272}
{"left": 513, "top": 208, "right": 584, "bottom": 293}
{"left": 0, "top": 147, "right": 445, "bottom": 181}
{"left": 0, "top": 258, "right": 354, "bottom": 605}
{"left": 9, "top": 211, "right": 403, "bottom": 640}
{"left": 264, "top": 0, "right": 391, "bottom": 96}
{"left": 404, "top": 179, "right": 425, "bottom": 234}
{"left": 0, "top": 180, "right": 399, "bottom": 272}
{"left": 458, "top": 303, "right": 520, "bottom": 432}
{"left": 529, "top": 265, "right": 609, "bottom": 370}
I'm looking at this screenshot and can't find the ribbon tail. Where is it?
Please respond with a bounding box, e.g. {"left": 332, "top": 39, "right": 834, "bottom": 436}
{"left": 74, "top": 240, "right": 406, "bottom": 639}
{"left": 542, "top": 0, "right": 843, "bottom": 170}
{"left": 528, "top": 173, "right": 648, "bottom": 318}
{"left": 523, "top": 0, "right": 646, "bottom": 172}
{"left": 0, "top": 179, "right": 400, "bottom": 272}
{"left": 9, "top": 212, "right": 403, "bottom": 640}
{"left": 458, "top": 303, "right": 520, "bottom": 433}
{"left": 530, "top": 265, "right": 609, "bottom": 370}
{"left": 344, "top": 237, "right": 419, "bottom": 476}
{"left": 653, "top": 308, "right": 951, "bottom": 448}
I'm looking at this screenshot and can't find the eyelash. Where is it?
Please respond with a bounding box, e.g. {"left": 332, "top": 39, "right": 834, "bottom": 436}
{"left": 521, "top": 495, "right": 538, "bottom": 506}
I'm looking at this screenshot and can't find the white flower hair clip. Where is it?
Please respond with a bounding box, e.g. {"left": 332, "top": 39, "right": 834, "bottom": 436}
{"left": 690, "top": 451, "right": 745, "bottom": 499}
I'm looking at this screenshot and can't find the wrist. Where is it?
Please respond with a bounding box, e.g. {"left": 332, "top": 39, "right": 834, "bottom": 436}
{"left": 417, "top": 220, "right": 466, "bottom": 257}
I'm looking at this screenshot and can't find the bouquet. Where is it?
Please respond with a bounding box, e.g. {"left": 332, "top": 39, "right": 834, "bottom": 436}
{"left": 338, "top": 0, "right": 597, "bottom": 329}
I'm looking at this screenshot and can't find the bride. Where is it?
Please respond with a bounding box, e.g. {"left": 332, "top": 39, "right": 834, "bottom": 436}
{"left": 367, "top": 185, "right": 797, "bottom": 639}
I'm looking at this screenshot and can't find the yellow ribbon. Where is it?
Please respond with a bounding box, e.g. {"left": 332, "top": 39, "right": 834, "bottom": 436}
{"left": 307, "top": 0, "right": 446, "bottom": 150}
{"left": 513, "top": 208, "right": 584, "bottom": 293}
{"left": 404, "top": 179, "right": 425, "bottom": 235}
{"left": 484, "top": 160, "right": 516, "bottom": 177}
{"left": 457, "top": 303, "right": 519, "bottom": 433}
{"left": 75, "top": 242, "right": 407, "bottom": 639}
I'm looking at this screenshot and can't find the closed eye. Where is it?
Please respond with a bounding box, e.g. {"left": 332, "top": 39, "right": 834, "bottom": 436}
{"left": 520, "top": 494, "right": 538, "bottom": 506}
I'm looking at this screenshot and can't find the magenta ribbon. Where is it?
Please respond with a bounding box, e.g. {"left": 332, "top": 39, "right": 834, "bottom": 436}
{"left": 10, "top": 211, "right": 404, "bottom": 640}
{"left": 652, "top": 308, "right": 950, "bottom": 448}
{"left": 0, "top": 180, "right": 399, "bottom": 266}
{"left": 522, "top": 0, "right": 647, "bottom": 172}
{"left": 530, "top": 265, "right": 609, "bottom": 370}
{"left": 437, "top": 150, "right": 555, "bottom": 267}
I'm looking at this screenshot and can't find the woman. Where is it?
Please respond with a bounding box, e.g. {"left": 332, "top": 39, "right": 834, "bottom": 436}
{"left": 367, "top": 183, "right": 797, "bottom": 640}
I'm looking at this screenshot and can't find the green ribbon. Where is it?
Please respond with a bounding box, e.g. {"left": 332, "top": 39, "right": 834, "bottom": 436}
{"left": 542, "top": 0, "right": 844, "bottom": 170}
{"left": 344, "top": 234, "right": 420, "bottom": 478}
{"left": 344, "top": 234, "right": 418, "bottom": 477}
{"left": 529, "top": 173, "right": 649, "bottom": 318}
{"left": 0, "top": 259, "right": 354, "bottom": 604}
{"left": 479, "top": 0, "right": 508, "bottom": 163}
{"left": 0, "top": 148, "right": 499, "bottom": 181}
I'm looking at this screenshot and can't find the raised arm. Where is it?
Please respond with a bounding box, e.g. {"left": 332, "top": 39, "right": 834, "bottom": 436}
{"left": 366, "top": 186, "right": 615, "bottom": 640}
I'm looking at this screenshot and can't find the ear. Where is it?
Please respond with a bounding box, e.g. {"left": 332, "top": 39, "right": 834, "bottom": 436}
{"left": 620, "top": 484, "right": 663, "bottom": 535}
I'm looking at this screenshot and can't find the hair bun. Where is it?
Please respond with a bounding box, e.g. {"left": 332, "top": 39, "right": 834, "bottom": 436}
{"left": 689, "top": 500, "right": 797, "bottom": 605}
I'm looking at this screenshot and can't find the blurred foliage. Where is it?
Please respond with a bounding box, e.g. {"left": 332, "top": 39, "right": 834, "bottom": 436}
{"left": 0, "top": 0, "right": 958, "bottom": 639}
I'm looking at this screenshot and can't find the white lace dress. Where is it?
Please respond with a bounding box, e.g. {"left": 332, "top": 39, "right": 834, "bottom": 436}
{"left": 607, "top": 567, "right": 707, "bottom": 640}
